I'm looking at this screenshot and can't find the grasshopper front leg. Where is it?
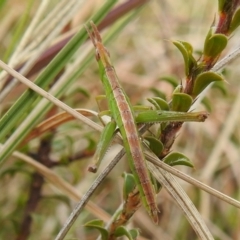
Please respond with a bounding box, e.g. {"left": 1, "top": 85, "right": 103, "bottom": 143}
{"left": 88, "top": 119, "right": 117, "bottom": 173}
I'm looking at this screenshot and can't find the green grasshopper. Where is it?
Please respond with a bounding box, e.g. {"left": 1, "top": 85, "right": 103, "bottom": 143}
{"left": 86, "top": 22, "right": 208, "bottom": 224}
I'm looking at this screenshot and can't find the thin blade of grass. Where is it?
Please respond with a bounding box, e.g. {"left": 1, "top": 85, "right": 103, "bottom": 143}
{"left": 0, "top": 0, "right": 88, "bottom": 102}
{"left": 0, "top": 0, "right": 117, "bottom": 144}
{"left": 3, "top": 0, "right": 35, "bottom": 61}
{"left": 148, "top": 162, "right": 214, "bottom": 240}
{"left": 54, "top": 148, "right": 125, "bottom": 240}
{"left": 0, "top": 5, "right": 141, "bottom": 167}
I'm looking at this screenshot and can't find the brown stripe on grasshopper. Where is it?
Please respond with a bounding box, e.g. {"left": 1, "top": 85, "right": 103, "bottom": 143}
{"left": 109, "top": 78, "right": 159, "bottom": 223}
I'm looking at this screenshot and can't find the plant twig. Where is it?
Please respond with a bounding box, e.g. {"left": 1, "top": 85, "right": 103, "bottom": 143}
{"left": 16, "top": 137, "right": 54, "bottom": 240}
{"left": 148, "top": 162, "right": 214, "bottom": 240}
{"left": 55, "top": 145, "right": 240, "bottom": 239}
{"left": 0, "top": 59, "right": 102, "bottom": 133}
{"left": 145, "top": 151, "right": 240, "bottom": 209}
{"left": 16, "top": 171, "right": 44, "bottom": 240}
{"left": 54, "top": 148, "right": 125, "bottom": 240}
{"left": 212, "top": 45, "right": 240, "bottom": 72}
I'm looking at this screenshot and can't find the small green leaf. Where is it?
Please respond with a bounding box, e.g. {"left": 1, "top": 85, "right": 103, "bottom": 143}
{"left": 182, "top": 41, "right": 198, "bottom": 67}
{"left": 148, "top": 97, "right": 169, "bottom": 110}
{"left": 163, "top": 152, "right": 194, "bottom": 168}
{"left": 229, "top": 8, "right": 240, "bottom": 33}
{"left": 203, "top": 31, "right": 228, "bottom": 58}
{"left": 115, "top": 226, "right": 137, "bottom": 240}
{"left": 147, "top": 98, "right": 161, "bottom": 110}
{"left": 150, "top": 88, "right": 166, "bottom": 100}
{"left": 173, "top": 85, "right": 183, "bottom": 94}
{"left": 122, "top": 173, "right": 136, "bottom": 200}
{"left": 84, "top": 219, "right": 104, "bottom": 227}
{"left": 144, "top": 136, "right": 163, "bottom": 156}
{"left": 212, "top": 81, "right": 228, "bottom": 96}
{"left": 129, "top": 229, "right": 139, "bottom": 239}
{"left": 171, "top": 93, "right": 193, "bottom": 112}
{"left": 181, "top": 41, "right": 194, "bottom": 53}
{"left": 173, "top": 41, "right": 197, "bottom": 76}
{"left": 84, "top": 219, "right": 108, "bottom": 240}
{"left": 159, "top": 75, "right": 179, "bottom": 88}
{"left": 173, "top": 41, "right": 189, "bottom": 75}
{"left": 192, "top": 71, "right": 224, "bottom": 97}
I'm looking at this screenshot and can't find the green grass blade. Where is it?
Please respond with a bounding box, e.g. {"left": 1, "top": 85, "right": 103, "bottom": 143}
{"left": 0, "top": 1, "right": 118, "bottom": 164}
{"left": 3, "top": 0, "right": 34, "bottom": 61}
{"left": 0, "top": 3, "right": 140, "bottom": 166}
{"left": 0, "top": 0, "right": 117, "bottom": 143}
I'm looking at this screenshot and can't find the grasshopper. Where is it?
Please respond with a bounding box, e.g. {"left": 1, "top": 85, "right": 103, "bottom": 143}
{"left": 86, "top": 22, "right": 208, "bottom": 224}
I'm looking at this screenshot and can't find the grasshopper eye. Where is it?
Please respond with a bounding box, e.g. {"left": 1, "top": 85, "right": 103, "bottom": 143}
{"left": 95, "top": 50, "right": 100, "bottom": 61}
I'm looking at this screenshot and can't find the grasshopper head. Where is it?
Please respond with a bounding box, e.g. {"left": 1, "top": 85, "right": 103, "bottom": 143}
{"left": 86, "top": 21, "right": 112, "bottom": 67}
